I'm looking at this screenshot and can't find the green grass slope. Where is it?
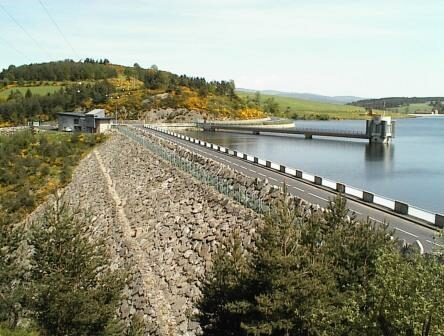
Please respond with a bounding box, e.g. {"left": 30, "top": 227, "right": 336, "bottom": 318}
{"left": 237, "top": 91, "right": 408, "bottom": 120}
{"left": 0, "top": 85, "right": 61, "bottom": 100}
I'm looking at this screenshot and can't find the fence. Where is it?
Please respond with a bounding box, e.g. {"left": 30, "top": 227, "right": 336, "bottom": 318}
{"left": 144, "top": 124, "right": 444, "bottom": 229}
{"left": 116, "top": 126, "right": 270, "bottom": 215}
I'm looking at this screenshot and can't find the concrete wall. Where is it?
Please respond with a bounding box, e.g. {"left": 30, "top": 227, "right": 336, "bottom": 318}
{"left": 58, "top": 115, "right": 76, "bottom": 131}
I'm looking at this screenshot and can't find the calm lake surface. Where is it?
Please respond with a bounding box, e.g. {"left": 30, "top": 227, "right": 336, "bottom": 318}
{"left": 183, "top": 117, "right": 444, "bottom": 214}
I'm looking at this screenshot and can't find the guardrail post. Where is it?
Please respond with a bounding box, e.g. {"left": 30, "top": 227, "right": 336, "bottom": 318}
{"left": 394, "top": 201, "right": 409, "bottom": 215}
{"left": 295, "top": 170, "right": 303, "bottom": 178}
{"left": 435, "top": 214, "right": 444, "bottom": 228}
{"left": 266, "top": 161, "right": 271, "bottom": 168}
{"left": 233, "top": 150, "right": 237, "bottom": 157}
{"left": 362, "top": 191, "right": 374, "bottom": 203}
{"left": 280, "top": 165, "right": 286, "bottom": 172}
{"left": 314, "top": 176, "right": 322, "bottom": 185}
{"left": 254, "top": 157, "right": 258, "bottom": 163}
{"left": 336, "top": 183, "right": 346, "bottom": 193}
{"left": 243, "top": 154, "right": 248, "bottom": 160}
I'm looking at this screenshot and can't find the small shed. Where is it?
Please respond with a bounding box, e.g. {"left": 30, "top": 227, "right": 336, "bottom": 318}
{"left": 57, "top": 109, "right": 113, "bottom": 133}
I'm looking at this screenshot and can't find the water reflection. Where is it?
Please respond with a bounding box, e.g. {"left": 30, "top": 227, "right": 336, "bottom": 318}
{"left": 365, "top": 143, "right": 395, "bottom": 162}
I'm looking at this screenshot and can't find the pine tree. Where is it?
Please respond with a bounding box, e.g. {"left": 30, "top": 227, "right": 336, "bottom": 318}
{"left": 197, "top": 230, "right": 251, "bottom": 336}
{"left": 0, "top": 211, "right": 28, "bottom": 328}
{"left": 28, "top": 197, "right": 126, "bottom": 336}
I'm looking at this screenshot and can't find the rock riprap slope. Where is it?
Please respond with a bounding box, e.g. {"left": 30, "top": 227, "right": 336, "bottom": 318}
{"left": 56, "top": 132, "right": 262, "bottom": 335}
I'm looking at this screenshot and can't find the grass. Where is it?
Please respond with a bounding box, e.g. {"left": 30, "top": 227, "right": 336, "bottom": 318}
{"left": 237, "top": 91, "right": 409, "bottom": 120}
{"left": 0, "top": 86, "right": 61, "bottom": 100}
{"left": 388, "top": 103, "right": 433, "bottom": 114}
{"left": 0, "top": 325, "right": 39, "bottom": 336}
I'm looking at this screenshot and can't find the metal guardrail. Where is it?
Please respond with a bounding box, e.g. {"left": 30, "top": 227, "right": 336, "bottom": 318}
{"left": 144, "top": 124, "right": 444, "bottom": 229}
{"left": 292, "top": 127, "right": 367, "bottom": 136}
{"left": 116, "top": 126, "right": 271, "bottom": 215}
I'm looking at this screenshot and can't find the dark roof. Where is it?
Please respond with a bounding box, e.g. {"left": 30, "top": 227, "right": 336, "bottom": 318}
{"left": 57, "top": 112, "right": 86, "bottom": 117}
{"left": 57, "top": 112, "right": 112, "bottom": 120}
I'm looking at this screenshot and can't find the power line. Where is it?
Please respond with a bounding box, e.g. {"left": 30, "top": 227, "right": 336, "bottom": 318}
{"left": 0, "top": 2, "right": 51, "bottom": 59}
{"left": 0, "top": 35, "right": 32, "bottom": 63}
{"left": 38, "top": 0, "right": 80, "bottom": 60}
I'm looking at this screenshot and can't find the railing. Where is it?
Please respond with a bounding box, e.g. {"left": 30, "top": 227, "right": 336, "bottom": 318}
{"left": 292, "top": 127, "right": 367, "bottom": 136}
{"left": 116, "top": 126, "right": 271, "bottom": 215}
{"left": 144, "top": 124, "right": 444, "bottom": 229}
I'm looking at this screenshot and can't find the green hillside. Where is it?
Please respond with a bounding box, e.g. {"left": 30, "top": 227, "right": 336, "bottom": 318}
{"left": 0, "top": 85, "right": 61, "bottom": 100}
{"left": 0, "top": 60, "right": 265, "bottom": 126}
{"left": 388, "top": 103, "right": 434, "bottom": 114}
{"left": 237, "top": 91, "right": 407, "bottom": 120}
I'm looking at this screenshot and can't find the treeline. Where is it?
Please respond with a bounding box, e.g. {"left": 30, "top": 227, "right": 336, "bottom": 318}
{"left": 198, "top": 194, "right": 444, "bottom": 335}
{"left": 0, "top": 60, "right": 117, "bottom": 83}
{"left": 0, "top": 80, "right": 115, "bottom": 124}
{"left": 126, "top": 64, "right": 236, "bottom": 97}
{"left": 350, "top": 97, "right": 444, "bottom": 109}
{"left": 243, "top": 91, "right": 280, "bottom": 113}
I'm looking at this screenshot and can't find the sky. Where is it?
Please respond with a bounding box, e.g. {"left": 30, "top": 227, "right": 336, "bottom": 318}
{"left": 0, "top": 0, "right": 443, "bottom": 98}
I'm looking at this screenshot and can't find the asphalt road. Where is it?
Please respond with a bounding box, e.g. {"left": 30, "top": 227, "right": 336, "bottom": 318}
{"left": 136, "top": 126, "right": 442, "bottom": 253}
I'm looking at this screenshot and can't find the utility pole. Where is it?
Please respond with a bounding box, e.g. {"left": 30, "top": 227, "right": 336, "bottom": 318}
{"left": 114, "top": 96, "right": 120, "bottom": 125}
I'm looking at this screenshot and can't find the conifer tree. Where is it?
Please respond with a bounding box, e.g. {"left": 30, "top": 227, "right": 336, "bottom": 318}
{"left": 28, "top": 197, "right": 125, "bottom": 336}
{"left": 0, "top": 211, "right": 28, "bottom": 328}
{"left": 197, "top": 230, "right": 251, "bottom": 336}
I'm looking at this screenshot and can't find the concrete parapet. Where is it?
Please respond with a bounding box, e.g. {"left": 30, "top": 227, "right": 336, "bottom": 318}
{"left": 336, "top": 183, "right": 346, "bottom": 193}
{"left": 233, "top": 150, "right": 237, "bottom": 157}
{"left": 362, "top": 191, "right": 374, "bottom": 203}
{"left": 254, "top": 157, "right": 258, "bottom": 164}
{"left": 435, "top": 214, "right": 444, "bottom": 228}
{"left": 243, "top": 154, "right": 248, "bottom": 160}
{"left": 314, "top": 176, "right": 322, "bottom": 185}
{"left": 280, "top": 165, "right": 286, "bottom": 172}
{"left": 394, "top": 201, "right": 409, "bottom": 215}
{"left": 295, "top": 170, "right": 303, "bottom": 178}
{"left": 266, "top": 161, "right": 271, "bottom": 168}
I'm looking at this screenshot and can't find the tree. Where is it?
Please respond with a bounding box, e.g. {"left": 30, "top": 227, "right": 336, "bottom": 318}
{"left": 28, "top": 197, "right": 126, "bottom": 336}
{"left": 0, "top": 211, "right": 28, "bottom": 329}
{"left": 253, "top": 91, "right": 261, "bottom": 107}
{"left": 197, "top": 192, "right": 442, "bottom": 336}
{"left": 361, "top": 249, "right": 444, "bottom": 336}
{"left": 197, "top": 230, "right": 251, "bottom": 336}
{"left": 262, "top": 97, "right": 280, "bottom": 114}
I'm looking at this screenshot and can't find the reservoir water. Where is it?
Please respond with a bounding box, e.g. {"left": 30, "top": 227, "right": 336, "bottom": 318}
{"left": 183, "top": 117, "right": 444, "bottom": 214}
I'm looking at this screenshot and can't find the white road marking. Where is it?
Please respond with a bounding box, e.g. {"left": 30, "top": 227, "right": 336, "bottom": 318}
{"left": 231, "top": 163, "right": 239, "bottom": 167}
{"left": 269, "top": 177, "right": 278, "bottom": 182}
{"left": 369, "top": 216, "right": 384, "bottom": 224}
{"left": 394, "top": 227, "right": 418, "bottom": 238}
{"left": 308, "top": 193, "right": 329, "bottom": 202}
{"left": 257, "top": 173, "right": 267, "bottom": 177}
{"left": 292, "top": 186, "right": 305, "bottom": 192}
{"left": 249, "top": 169, "right": 256, "bottom": 173}
{"left": 350, "top": 209, "right": 362, "bottom": 215}
{"left": 426, "top": 239, "right": 444, "bottom": 247}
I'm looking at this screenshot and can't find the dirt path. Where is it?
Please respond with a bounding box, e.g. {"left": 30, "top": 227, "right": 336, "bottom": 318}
{"left": 94, "top": 150, "right": 178, "bottom": 335}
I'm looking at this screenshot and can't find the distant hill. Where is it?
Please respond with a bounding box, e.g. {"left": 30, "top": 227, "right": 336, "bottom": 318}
{"left": 350, "top": 97, "right": 444, "bottom": 110}
{"left": 237, "top": 88, "right": 365, "bottom": 104}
